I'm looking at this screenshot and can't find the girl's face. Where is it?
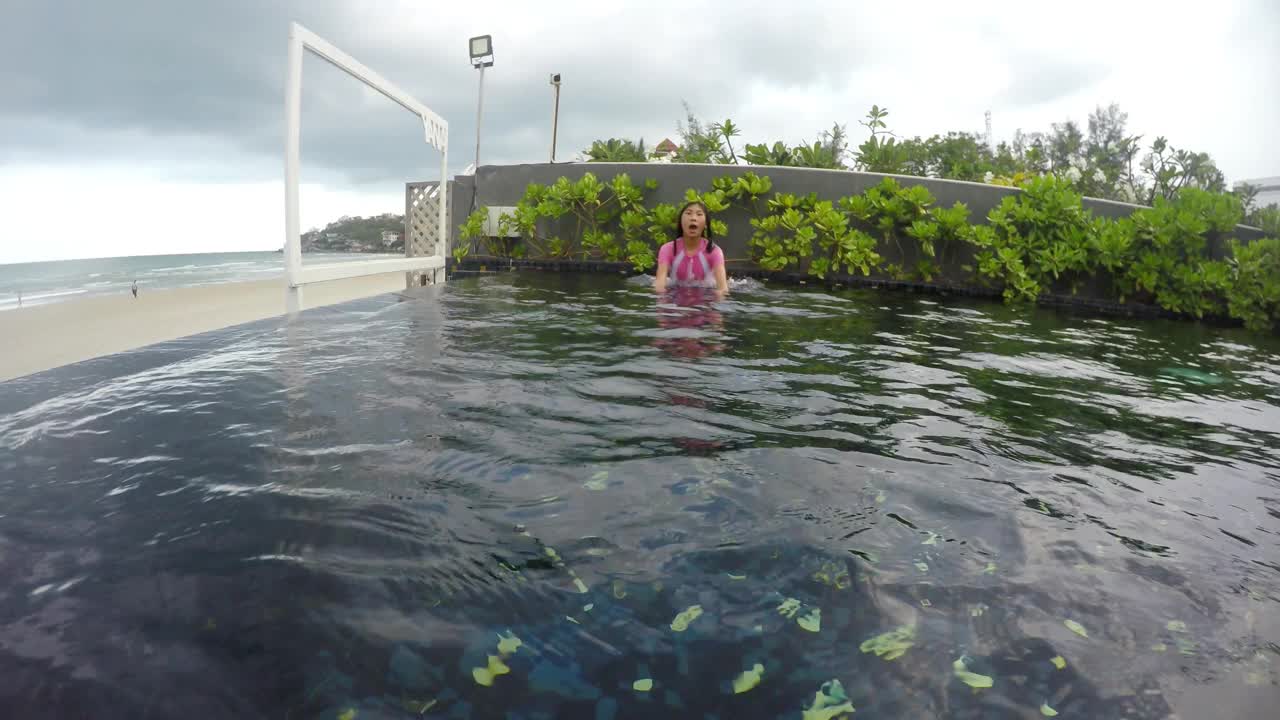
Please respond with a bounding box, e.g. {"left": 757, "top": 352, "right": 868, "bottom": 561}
{"left": 681, "top": 204, "right": 706, "bottom": 237}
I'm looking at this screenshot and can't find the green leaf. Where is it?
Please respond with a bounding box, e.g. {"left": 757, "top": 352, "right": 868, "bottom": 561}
{"left": 472, "top": 654, "right": 511, "bottom": 686}
{"left": 797, "top": 608, "right": 822, "bottom": 633}
{"left": 670, "top": 605, "right": 703, "bottom": 632}
{"left": 776, "top": 597, "right": 802, "bottom": 619}
{"left": 1064, "top": 619, "right": 1088, "bottom": 638}
{"left": 802, "top": 679, "right": 854, "bottom": 720}
{"left": 732, "top": 663, "right": 765, "bottom": 694}
{"left": 859, "top": 625, "right": 916, "bottom": 661}
{"left": 952, "top": 657, "right": 994, "bottom": 689}
{"left": 495, "top": 631, "right": 523, "bottom": 656}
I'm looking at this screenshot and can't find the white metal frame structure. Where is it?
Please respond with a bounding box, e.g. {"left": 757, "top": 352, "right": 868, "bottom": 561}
{"left": 283, "top": 21, "right": 449, "bottom": 313}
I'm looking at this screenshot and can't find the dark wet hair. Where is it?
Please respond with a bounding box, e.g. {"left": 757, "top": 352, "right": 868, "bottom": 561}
{"left": 670, "top": 200, "right": 716, "bottom": 256}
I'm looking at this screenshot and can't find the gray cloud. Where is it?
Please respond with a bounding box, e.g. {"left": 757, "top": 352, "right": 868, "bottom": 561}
{"left": 0, "top": 1, "right": 899, "bottom": 186}
{"left": 999, "top": 51, "right": 1111, "bottom": 108}
{"left": 0, "top": 3, "right": 635, "bottom": 182}
{"left": 2, "top": 0, "right": 539, "bottom": 182}
{"left": 1, "top": 0, "right": 1275, "bottom": 189}
{"left": 4, "top": 4, "right": 281, "bottom": 128}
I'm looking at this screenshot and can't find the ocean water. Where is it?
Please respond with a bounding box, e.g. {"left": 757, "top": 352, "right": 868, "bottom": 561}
{"left": 0, "top": 273, "right": 1278, "bottom": 719}
{"left": 0, "top": 251, "right": 397, "bottom": 311}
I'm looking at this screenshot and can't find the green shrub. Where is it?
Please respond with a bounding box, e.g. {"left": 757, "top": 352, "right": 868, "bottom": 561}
{"left": 746, "top": 192, "right": 820, "bottom": 272}
{"left": 496, "top": 183, "right": 552, "bottom": 257}
{"left": 1253, "top": 206, "right": 1280, "bottom": 237}
{"left": 973, "top": 175, "right": 1095, "bottom": 301}
{"left": 1225, "top": 236, "right": 1280, "bottom": 332}
{"left": 716, "top": 171, "right": 777, "bottom": 267}
{"left": 454, "top": 207, "right": 488, "bottom": 262}
{"left": 808, "top": 200, "right": 881, "bottom": 279}
{"left": 496, "top": 172, "right": 656, "bottom": 266}
{"left": 841, "top": 178, "right": 934, "bottom": 280}
{"left": 1119, "top": 188, "right": 1242, "bottom": 317}
{"left": 472, "top": 169, "right": 1271, "bottom": 334}
{"left": 900, "top": 202, "right": 972, "bottom": 282}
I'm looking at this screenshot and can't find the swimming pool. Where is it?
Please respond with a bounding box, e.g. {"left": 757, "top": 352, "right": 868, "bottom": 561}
{"left": 1, "top": 273, "right": 1277, "bottom": 718}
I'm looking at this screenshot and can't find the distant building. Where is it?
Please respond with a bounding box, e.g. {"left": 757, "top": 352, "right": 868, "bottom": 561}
{"left": 1242, "top": 176, "right": 1280, "bottom": 213}
{"left": 650, "top": 138, "right": 680, "bottom": 163}
{"left": 381, "top": 230, "right": 402, "bottom": 248}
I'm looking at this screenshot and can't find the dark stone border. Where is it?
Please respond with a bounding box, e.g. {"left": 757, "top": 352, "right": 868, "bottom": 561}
{"left": 447, "top": 257, "right": 634, "bottom": 274}
{"left": 445, "top": 256, "right": 1243, "bottom": 328}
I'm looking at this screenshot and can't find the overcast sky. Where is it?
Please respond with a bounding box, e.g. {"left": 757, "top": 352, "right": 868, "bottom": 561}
{"left": 1, "top": 0, "right": 1276, "bottom": 264}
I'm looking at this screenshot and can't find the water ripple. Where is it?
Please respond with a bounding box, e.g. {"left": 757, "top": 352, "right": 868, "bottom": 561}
{"left": 0, "top": 275, "right": 1277, "bottom": 718}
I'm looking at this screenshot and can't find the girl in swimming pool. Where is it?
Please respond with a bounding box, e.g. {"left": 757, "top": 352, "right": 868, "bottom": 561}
{"left": 652, "top": 201, "right": 729, "bottom": 296}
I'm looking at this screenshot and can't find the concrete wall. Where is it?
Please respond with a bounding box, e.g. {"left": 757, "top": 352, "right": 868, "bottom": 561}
{"left": 442, "top": 162, "right": 1267, "bottom": 260}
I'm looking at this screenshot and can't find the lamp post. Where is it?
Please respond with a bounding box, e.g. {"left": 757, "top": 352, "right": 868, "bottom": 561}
{"left": 549, "top": 73, "right": 561, "bottom": 163}
{"left": 469, "top": 35, "right": 493, "bottom": 210}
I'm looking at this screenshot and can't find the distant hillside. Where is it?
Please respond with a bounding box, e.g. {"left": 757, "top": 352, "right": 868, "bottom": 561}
{"left": 298, "top": 213, "right": 405, "bottom": 253}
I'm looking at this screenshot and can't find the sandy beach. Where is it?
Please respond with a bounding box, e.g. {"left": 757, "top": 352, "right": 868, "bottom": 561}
{"left": 2, "top": 273, "right": 410, "bottom": 382}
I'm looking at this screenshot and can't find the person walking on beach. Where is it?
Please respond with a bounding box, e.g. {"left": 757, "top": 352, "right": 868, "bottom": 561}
{"left": 131, "top": 280, "right": 138, "bottom": 299}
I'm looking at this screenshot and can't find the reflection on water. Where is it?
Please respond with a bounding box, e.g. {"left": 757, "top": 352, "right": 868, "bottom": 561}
{"left": 0, "top": 273, "right": 1278, "bottom": 719}
{"left": 652, "top": 286, "right": 727, "bottom": 361}
{"left": 653, "top": 286, "right": 728, "bottom": 455}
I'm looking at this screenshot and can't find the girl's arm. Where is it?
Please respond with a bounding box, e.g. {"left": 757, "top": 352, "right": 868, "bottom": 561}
{"left": 713, "top": 257, "right": 729, "bottom": 297}
{"left": 654, "top": 261, "right": 671, "bottom": 293}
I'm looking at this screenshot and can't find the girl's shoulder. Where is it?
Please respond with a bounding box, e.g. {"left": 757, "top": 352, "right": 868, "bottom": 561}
{"left": 657, "top": 239, "right": 679, "bottom": 262}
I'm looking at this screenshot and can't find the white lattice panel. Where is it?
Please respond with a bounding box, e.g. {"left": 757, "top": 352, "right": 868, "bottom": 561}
{"left": 405, "top": 182, "right": 448, "bottom": 285}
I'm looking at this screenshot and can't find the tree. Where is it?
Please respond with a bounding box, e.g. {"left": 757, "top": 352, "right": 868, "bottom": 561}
{"left": 1141, "top": 136, "right": 1226, "bottom": 204}
{"left": 1084, "top": 103, "right": 1143, "bottom": 201}
{"left": 919, "top": 132, "right": 990, "bottom": 182}
{"left": 588, "top": 101, "right": 1245, "bottom": 213}
{"left": 1011, "top": 130, "right": 1050, "bottom": 175}
{"left": 1232, "top": 182, "right": 1280, "bottom": 230}
{"left": 584, "top": 138, "right": 648, "bottom": 162}
{"left": 739, "top": 124, "right": 848, "bottom": 169}
{"left": 791, "top": 123, "right": 849, "bottom": 169}
{"left": 854, "top": 105, "right": 911, "bottom": 173}
{"left": 675, "top": 102, "right": 728, "bottom": 163}
{"left": 743, "top": 141, "right": 795, "bottom": 167}
{"left": 711, "top": 119, "right": 742, "bottom": 164}
{"left": 1048, "top": 119, "right": 1085, "bottom": 172}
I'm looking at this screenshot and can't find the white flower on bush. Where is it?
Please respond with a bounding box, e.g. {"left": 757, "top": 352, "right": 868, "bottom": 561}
{"left": 1065, "top": 166, "right": 1082, "bottom": 183}
{"left": 983, "top": 171, "right": 994, "bottom": 183}
{"left": 1093, "top": 169, "right": 1106, "bottom": 184}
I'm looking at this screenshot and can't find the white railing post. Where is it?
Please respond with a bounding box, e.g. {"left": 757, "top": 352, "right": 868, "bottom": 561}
{"left": 438, "top": 145, "right": 448, "bottom": 285}
{"left": 284, "top": 23, "right": 304, "bottom": 314}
